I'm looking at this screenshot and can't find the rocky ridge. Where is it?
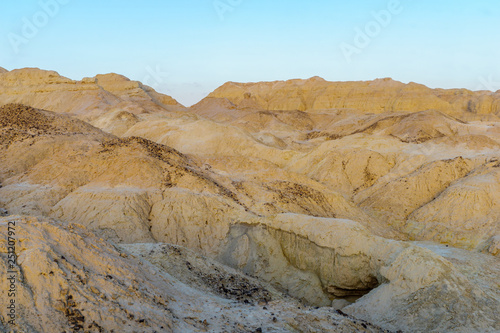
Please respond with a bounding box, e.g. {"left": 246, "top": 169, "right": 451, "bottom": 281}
{"left": 203, "top": 77, "right": 500, "bottom": 120}
{"left": 0, "top": 68, "right": 186, "bottom": 136}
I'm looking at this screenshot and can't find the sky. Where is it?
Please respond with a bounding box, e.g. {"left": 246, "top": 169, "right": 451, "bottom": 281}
{"left": 1, "top": 0, "right": 499, "bottom": 106}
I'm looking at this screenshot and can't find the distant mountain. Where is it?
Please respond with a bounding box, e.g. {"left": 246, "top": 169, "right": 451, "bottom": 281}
{"left": 0, "top": 67, "right": 187, "bottom": 135}
{"left": 0, "top": 68, "right": 185, "bottom": 114}
{"left": 199, "top": 77, "right": 500, "bottom": 121}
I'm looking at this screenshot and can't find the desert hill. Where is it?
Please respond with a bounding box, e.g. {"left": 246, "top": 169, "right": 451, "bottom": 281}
{"left": 202, "top": 77, "right": 500, "bottom": 120}
{"left": 1, "top": 68, "right": 500, "bottom": 332}
{"left": 2, "top": 215, "right": 399, "bottom": 332}
{"left": 0, "top": 68, "right": 186, "bottom": 136}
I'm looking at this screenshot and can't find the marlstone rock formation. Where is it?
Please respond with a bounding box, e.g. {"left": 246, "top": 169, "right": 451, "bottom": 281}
{"left": 0, "top": 68, "right": 186, "bottom": 136}
{"left": 203, "top": 77, "right": 500, "bottom": 120}
{"left": 0, "top": 68, "right": 499, "bottom": 332}
{"left": 1, "top": 216, "right": 392, "bottom": 333}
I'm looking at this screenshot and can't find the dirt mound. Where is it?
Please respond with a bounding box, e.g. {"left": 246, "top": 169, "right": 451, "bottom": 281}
{"left": 124, "top": 243, "right": 274, "bottom": 305}
{"left": 0, "top": 103, "right": 54, "bottom": 130}
{"left": 0, "top": 103, "right": 110, "bottom": 147}
{"left": 101, "top": 136, "right": 190, "bottom": 165}
{"left": 377, "top": 110, "right": 464, "bottom": 143}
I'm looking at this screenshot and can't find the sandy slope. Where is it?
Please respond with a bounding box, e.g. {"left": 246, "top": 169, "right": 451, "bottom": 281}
{"left": 1, "top": 216, "right": 392, "bottom": 333}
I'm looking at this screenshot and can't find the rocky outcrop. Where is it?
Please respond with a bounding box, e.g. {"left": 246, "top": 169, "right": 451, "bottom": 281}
{"left": 0, "top": 68, "right": 186, "bottom": 136}
{"left": 1, "top": 213, "right": 497, "bottom": 332}
{"left": 0, "top": 216, "right": 176, "bottom": 332}
{"left": 346, "top": 244, "right": 500, "bottom": 333}
{"left": 0, "top": 216, "right": 391, "bottom": 333}
{"left": 203, "top": 77, "right": 500, "bottom": 119}
{"left": 0, "top": 105, "right": 241, "bottom": 244}
{"left": 405, "top": 161, "right": 500, "bottom": 252}
{"left": 359, "top": 156, "right": 474, "bottom": 220}
{"left": 122, "top": 116, "right": 299, "bottom": 166}
{"left": 218, "top": 214, "right": 500, "bottom": 332}
{"left": 0, "top": 103, "right": 110, "bottom": 146}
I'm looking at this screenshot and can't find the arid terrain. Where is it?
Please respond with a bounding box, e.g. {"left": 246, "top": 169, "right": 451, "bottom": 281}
{"left": 0, "top": 67, "right": 499, "bottom": 332}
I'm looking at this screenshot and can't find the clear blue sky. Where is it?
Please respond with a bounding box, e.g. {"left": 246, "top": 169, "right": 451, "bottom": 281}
{"left": 1, "top": 0, "right": 499, "bottom": 106}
